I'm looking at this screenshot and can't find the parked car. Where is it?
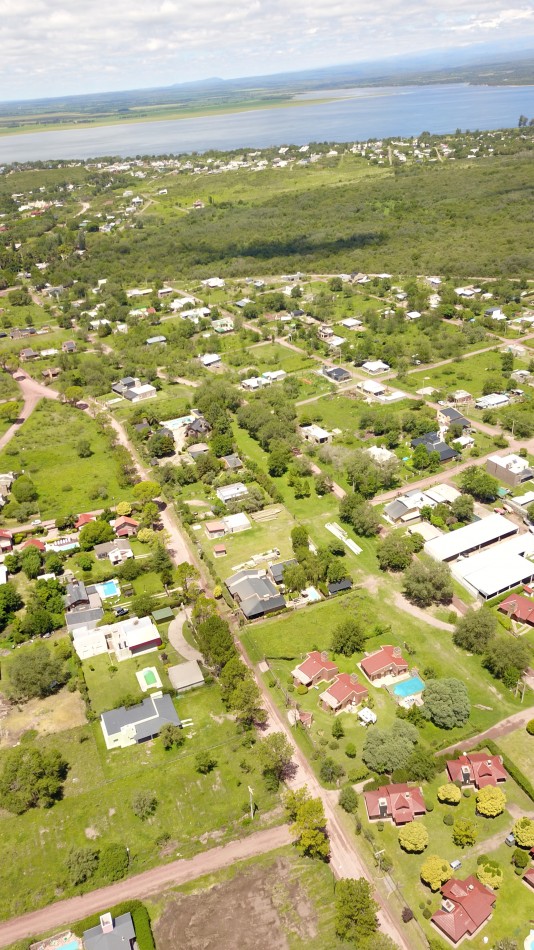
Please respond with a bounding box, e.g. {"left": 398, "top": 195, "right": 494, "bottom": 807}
{"left": 450, "top": 859, "right": 462, "bottom": 870}
{"left": 505, "top": 833, "right": 515, "bottom": 847}
{"left": 31, "top": 519, "right": 42, "bottom": 526}
{"left": 114, "top": 607, "right": 129, "bottom": 617}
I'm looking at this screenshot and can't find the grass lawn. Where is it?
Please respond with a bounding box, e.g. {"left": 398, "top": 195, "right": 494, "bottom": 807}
{"left": 0, "top": 400, "right": 132, "bottom": 519}
{"left": 364, "top": 770, "right": 534, "bottom": 947}
{"left": 403, "top": 349, "right": 531, "bottom": 398}
{"left": 0, "top": 684, "right": 280, "bottom": 920}
{"left": 82, "top": 651, "right": 173, "bottom": 715}
{"left": 245, "top": 341, "right": 316, "bottom": 374}
{"left": 497, "top": 726, "right": 534, "bottom": 785}
{"left": 132, "top": 571, "right": 164, "bottom": 596}
{"left": 201, "top": 504, "right": 297, "bottom": 569}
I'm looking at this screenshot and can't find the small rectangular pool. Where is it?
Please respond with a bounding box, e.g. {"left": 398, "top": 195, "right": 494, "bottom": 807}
{"left": 96, "top": 579, "right": 120, "bottom": 599}
{"left": 393, "top": 676, "right": 425, "bottom": 698}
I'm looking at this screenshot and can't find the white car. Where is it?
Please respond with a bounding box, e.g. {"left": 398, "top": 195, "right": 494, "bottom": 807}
{"left": 31, "top": 519, "right": 42, "bottom": 526}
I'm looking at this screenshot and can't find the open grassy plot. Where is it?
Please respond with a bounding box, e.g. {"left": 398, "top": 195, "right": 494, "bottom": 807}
{"left": 151, "top": 846, "right": 342, "bottom": 950}
{"left": 82, "top": 651, "right": 173, "bottom": 716}
{"left": 497, "top": 726, "right": 534, "bottom": 785}
{"left": 201, "top": 505, "right": 297, "bottom": 570}
{"left": 0, "top": 687, "right": 87, "bottom": 749}
{"left": 0, "top": 684, "right": 279, "bottom": 920}
{"left": 0, "top": 400, "right": 132, "bottom": 518}
{"left": 403, "top": 349, "right": 531, "bottom": 398}
{"left": 244, "top": 341, "right": 316, "bottom": 374}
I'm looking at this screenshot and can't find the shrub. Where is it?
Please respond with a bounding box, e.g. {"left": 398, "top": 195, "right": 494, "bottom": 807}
{"left": 443, "top": 813, "right": 454, "bottom": 826}
{"left": 402, "top": 907, "right": 414, "bottom": 923}
{"left": 131, "top": 791, "right": 158, "bottom": 821}
{"left": 345, "top": 743, "right": 357, "bottom": 759}
{"left": 97, "top": 844, "right": 129, "bottom": 883}
{"left": 339, "top": 785, "right": 358, "bottom": 814}
{"left": 398, "top": 821, "right": 429, "bottom": 853}
{"left": 462, "top": 788, "right": 471, "bottom": 798}
{"left": 512, "top": 847, "right": 529, "bottom": 869}
{"left": 296, "top": 684, "right": 307, "bottom": 695}
{"left": 423, "top": 908, "right": 432, "bottom": 919}
{"left": 437, "top": 783, "right": 461, "bottom": 805}
{"left": 527, "top": 720, "right": 534, "bottom": 736}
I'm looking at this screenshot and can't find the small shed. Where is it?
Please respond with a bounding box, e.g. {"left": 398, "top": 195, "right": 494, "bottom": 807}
{"left": 168, "top": 660, "right": 205, "bottom": 693}
{"left": 152, "top": 607, "right": 174, "bottom": 623}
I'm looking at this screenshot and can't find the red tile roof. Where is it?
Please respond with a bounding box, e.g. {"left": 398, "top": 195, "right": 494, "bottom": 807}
{"left": 75, "top": 513, "right": 95, "bottom": 529}
{"left": 524, "top": 868, "right": 534, "bottom": 888}
{"left": 114, "top": 516, "right": 139, "bottom": 528}
{"left": 22, "top": 538, "right": 45, "bottom": 551}
{"left": 433, "top": 876, "right": 495, "bottom": 943}
{"left": 322, "top": 672, "right": 368, "bottom": 706}
{"left": 294, "top": 651, "right": 338, "bottom": 683}
{"left": 0, "top": 530, "right": 12, "bottom": 539}
{"left": 364, "top": 783, "right": 426, "bottom": 825}
{"left": 498, "top": 593, "right": 534, "bottom": 625}
{"left": 360, "top": 645, "right": 408, "bottom": 677}
{"left": 446, "top": 753, "right": 507, "bottom": 789}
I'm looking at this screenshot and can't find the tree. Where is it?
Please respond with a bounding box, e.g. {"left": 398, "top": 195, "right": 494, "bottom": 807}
{"left": 79, "top": 519, "right": 114, "bottom": 550}
{"left": 406, "top": 746, "right": 439, "bottom": 782}
{"left": 412, "top": 443, "right": 432, "bottom": 470}
{"left": 44, "top": 552, "right": 63, "bottom": 576}
{"left": 339, "top": 493, "right": 381, "bottom": 536}
{"left": 77, "top": 439, "right": 92, "bottom": 458}
{"left": 130, "top": 593, "right": 156, "bottom": 618}
{"left": 526, "top": 503, "right": 534, "bottom": 525}
{"left": 0, "top": 401, "right": 21, "bottom": 423}
{"left": 403, "top": 559, "right": 452, "bottom": 607}
{"left": 195, "top": 750, "right": 217, "bottom": 774}
{"left": 12, "top": 475, "right": 37, "bottom": 503}
{"left": 175, "top": 561, "right": 200, "bottom": 597}
{"left": 453, "top": 607, "right": 497, "bottom": 654}
{"left": 476, "top": 785, "right": 506, "bottom": 817}
{"left": 331, "top": 618, "right": 366, "bottom": 655}
{"left": 268, "top": 442, "right": 290, "bottom": 477}
{"left": 335, "top": 878, "right": 378, "bottom": 943}
{"left": 451, "top": 494, "right": 474, "bottom": 523}
{"left": 160, "top": 723, "right": 185, "bottom": 750}
{"left": 513, "top": 816, "right": 534, "bottom": 848}
{"left": 290, "top": 795, "right": 330, "bottom": 860}
{"left": 332, "top": 718, "right": 345, "bottom": 739}
{"left": 64, "top": 385, "right": 83, "bottom": 405}
{"left": 459, "top": 466, "right": 499, "bottom": 502}
{"left": 258, "top": 732, "right": 293, "bottom": 783}
{"left": 283, "top": 787, "right": 311, "bottom": 823}
{"left": 8, "top": 643, "right": 67, "bottom": 701}
{"left": 420, "top": 855, "right": 453, "bottom": 891}
{"left": 0, "top": 582, "right": 23, "bottom": 631}
{"left": 65, "top": 847, "right": 99, "bottom": 886}
{"left": 319, "top": 757, "right": 345, "bottom": 785}
{"left": 282, "top": 563, "right": 307, "bottom": 594}
{"left": 116, "top": 501, "right": 132, "bottom": 516}
{"left": 362, "top": 720, "right": 418, "bottom": 774}
{"left": 376, "top": 531, "right": 413, "bottom": 571}
{"left": 291, "top": 525, "right": 309, "bottom": 554}
{"left": 0, "top": 745, "right": 67, "bottom": 813}
{"left": 132, "top": 480, "right": 160, "bottom": 502}
{"left": 20, "top": 546, "right": 43, "bottom": 579}
{"left": 398, "top": 821, "right": 429, "bottom": 853}
{"left": 97, "top": 843, "right": 129, "bottom": 882}
{"left": 339, "top": 785, "right": 358, "bottom": 813}
{"left": 452, "top": 817, "right": 478, "bottom": 847}
{"left": 422, "top": 678, "right": 470, "bottom": 730}
{"left": 131, "top": 790, "right": 158, "bottom": 820}
{"left": 484, "top": 636, "right": 530, "bottom": 685}
{"left": 477, "top": 860, "right": 503, "bottom": 889}
{"left": 512, "top": 847, "right": 529, "bottom": 869}
{"left": 229, "top": 675, "right": 267, "bottom": 726}
{"left": 140, "top": 501, "right": 159, "bottom": 527}
{"left": 437, "top": 783, "right": 462, "bottom": 805}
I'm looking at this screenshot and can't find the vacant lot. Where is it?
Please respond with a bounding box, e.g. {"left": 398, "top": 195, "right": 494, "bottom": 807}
{"left": 0, "top": 688, "right": 86, "bottom": 748}
{"left": 498, "top": 726, "right": 534, "bottom": 785}
{"left": 152, "top": 850, "right": 341, "bottom": 950}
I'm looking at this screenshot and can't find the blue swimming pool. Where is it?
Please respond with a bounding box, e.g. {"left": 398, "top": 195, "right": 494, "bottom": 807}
{"left": 96, "top": 579, "right": 120, "bottom": 599}
{"left": 393, "top": 676, "right": 425, "bottom": 698}
{"left": 62, "top": 942, "right": 81, "bottom": 950}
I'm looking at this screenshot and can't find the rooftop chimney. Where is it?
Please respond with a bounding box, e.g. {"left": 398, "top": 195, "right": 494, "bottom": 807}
{"left": 100, "top": 913, "right": 114, "bottom": 934}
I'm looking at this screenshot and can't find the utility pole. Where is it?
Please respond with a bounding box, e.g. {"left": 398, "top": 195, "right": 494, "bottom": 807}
{"left": 248, "top": 786, "right": 254, "bottom": 820}
{"left": 374, "top": 849, "right": 385, "bottom": 874}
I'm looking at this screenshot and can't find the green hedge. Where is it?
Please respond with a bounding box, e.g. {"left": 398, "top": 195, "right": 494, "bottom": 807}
{"left": 474, "top": 739, "right": 534, "bottom": 803}
{"left": 72, "top": 900, "right": 155, "bottom": 950}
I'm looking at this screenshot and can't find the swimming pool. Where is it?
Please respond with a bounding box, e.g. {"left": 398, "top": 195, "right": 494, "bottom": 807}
{"left": 393, "top": 676, "right": 425, "bottom": 698}
{"left": 524, "top": 931, "right": 534, "bottom": 950}
{"left": 60, "top": 942, "right": 81, "bottom": 950}
{"left": 96, "top": 579, "right": 120, "bottom": 599}
{"left": 143, "top": 669, "right": 157, "bottom": 686}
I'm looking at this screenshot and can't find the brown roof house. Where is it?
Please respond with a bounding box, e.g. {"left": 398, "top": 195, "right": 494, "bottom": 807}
{"left": 360, "top": 645, "right": 408, "bottom": 683}
{"left": 431, "top": 876, "right": 496, "bottom": 945}
{"left": 446, "top": 752, "right": 508, "bottom": 790}
{"left": 291, "top": 651, "right": 338, "bottom": 688}
{"left": 320, "top": 673, "right": 368, "bottom": 712}
{"left": 364, "top": 784, "right": 426, "bottom": 826}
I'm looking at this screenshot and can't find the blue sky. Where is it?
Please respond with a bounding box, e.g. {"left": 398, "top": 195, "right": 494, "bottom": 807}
{"left": 2, "top": 0, "right": 534, "bottom": 100}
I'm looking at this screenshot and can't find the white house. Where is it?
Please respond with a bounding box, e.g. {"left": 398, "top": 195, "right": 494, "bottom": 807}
{"left": 300, "top": 424, "right": 331, "bottom": 445}
{"left": 357, "top": 380, "right": 386, "bottom": 397}
{"left": 361, "top": 360, "right": 390, "bottom": 375}
{"left": 216, "top": 483, "right": 249, "bottom": 504}
{"left": 201, "top": 277, "right": 225, "bottom": 289}
{"left": 200, "top": 353, "right": 221, "bottom": 367}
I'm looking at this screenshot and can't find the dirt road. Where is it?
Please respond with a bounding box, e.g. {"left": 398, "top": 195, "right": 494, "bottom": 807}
{"left": 0, "top": 827, "right": 292, "bottom": 949}
{"left": 439, "top": 706, "right": 534, "bottom": 755}
{"left": 0, "top": 372, "right": 58, "bottom": 452}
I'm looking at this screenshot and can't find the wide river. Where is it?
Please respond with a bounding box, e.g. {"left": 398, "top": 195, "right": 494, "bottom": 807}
{"left": 1, "top": 83, "right": 533, "bottom": 162}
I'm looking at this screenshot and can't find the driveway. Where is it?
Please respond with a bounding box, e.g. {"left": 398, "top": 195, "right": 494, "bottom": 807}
{"left": 168, "top": 607, "right": 202, "bottom": 662}
{"left": 439, "top": 706, "right": 534, "bottom": 755}
{"left": 0, "top": 371, "right": 58, "bottom": 452}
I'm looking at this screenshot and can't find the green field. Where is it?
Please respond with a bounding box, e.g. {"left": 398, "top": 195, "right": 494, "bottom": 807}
{"left": 0, "top": 684, "right": 279, "bottom": 920}
{"left": 82, "top": 651, "right": 176, "bottom": 715}
{"left": 0, "top": 400, "right": 132, "bottom": 519}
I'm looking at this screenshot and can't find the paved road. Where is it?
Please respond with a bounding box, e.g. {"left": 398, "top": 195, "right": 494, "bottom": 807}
{"left": 167, "top": 606, "right": 202, "bottom": 661}
{"left": 439, "top": 706, "right": 534, "bottom": 755}
{"left": 239, "top": 642, "right": 411, "bottom": 950}
{"left": 0, "top": 372, "right": 59, "bottom": 452}
{"left": 0, "top": 826, "right": 292, "bottom": 949}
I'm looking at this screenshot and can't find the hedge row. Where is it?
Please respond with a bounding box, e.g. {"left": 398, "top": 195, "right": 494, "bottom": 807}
{"left": 474, "top": 739, "right": 534, "bottom": 804}
{"left": 72, "top": 899, "right": 155, "bottom": 950}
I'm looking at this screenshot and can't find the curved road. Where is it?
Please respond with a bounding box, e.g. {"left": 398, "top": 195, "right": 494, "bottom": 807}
{"left": 0, "top": 372, "right": 58, "bottom": 452}
{"left": 0, "top": 826, "right": 291, "bottom": 949}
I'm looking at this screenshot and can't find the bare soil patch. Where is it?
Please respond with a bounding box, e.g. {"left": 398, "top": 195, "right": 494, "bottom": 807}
{"left": 153, "top": 857, "right": 317, "bottom": 950}
{"left": 0, "top": 688, "right": 86, "bottom": 748}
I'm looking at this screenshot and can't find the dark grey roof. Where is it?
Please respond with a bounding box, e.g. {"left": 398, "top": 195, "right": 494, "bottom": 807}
{"left": 269, "top": 559, "right": 298, "bottom": 585}
{"left": 440, "top": 407, "right": 469, "bottom": 425}
{"left": 328, "top": 578, "right": 353, "bottom": 594}
{"left": 325, "top": 366, "right": 350, "bottom": 382}
{"left": 384, "top": 500, "right": 410, "bottom": 520}
{"left": 187, "top": 416, "right": 211, "bottom": 434}
{"left": 226, "top": 570, "right": 286, "bottom": 618}
{"left": 84, "top": 912, "right": 136, "bottom": 950}
{"left": 222, "top": 453, "right": 243, "bottom": 470}
{"left": 65, "top": 580, "right": 88, "bottom": 609}
{"left": 101, "top": 694, "right": 180, "bottom": 741}
{"left": 66, "top": 605, "right": 104, "bottom": 629}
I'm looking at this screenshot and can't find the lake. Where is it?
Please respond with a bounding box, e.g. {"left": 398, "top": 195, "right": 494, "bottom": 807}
{"left": 1, "top": 83, "right": 533, "bottom": 162}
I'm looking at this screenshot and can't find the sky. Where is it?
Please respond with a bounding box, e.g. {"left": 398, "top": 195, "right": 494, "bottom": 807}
{"left": 1, "top": 0, "right": 534, "bottom": 101}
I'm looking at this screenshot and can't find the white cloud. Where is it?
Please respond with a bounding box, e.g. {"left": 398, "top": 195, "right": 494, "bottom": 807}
{"left": 0, "top": 0, "right": 532, "bottom": 99}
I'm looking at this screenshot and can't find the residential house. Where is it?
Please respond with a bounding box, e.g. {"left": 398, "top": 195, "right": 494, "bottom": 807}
{"left": 223, "top": 512, "right": 251, "bottom": 533}
{"left": 431, "top": 876, "right": 496, "bottom": 945}
{"left": 72, "top": 614, "right": 161, "bottom": 662}
{"left": 291, "top": 651, "right": 338, "bottom": 688}
{"left": 75, "top": 512, "right": 96, "bottom": 530}
{"left": 0, "top": 530, "right": 13, "bottom": 552}
{"left": 201, "top": 277, "right": 225, "bottom": 288}
{"left": 486, "top": 453, "right": 534, "bottom": 488}
{"left": 226, "top": 570, "right": 286, "bottom": 619}
{"left": 361, "top": 360, "right": 390, "bottom": 374}
{"left": 498, "top": 593, "right": 534, "bottom": 626}
{"left": 188, "top": 442, "right": 209, "bottom": 459}
{"left": 318, "top": 325, "right": 334, "bottom": 342}
{"left": 411, "top": 433, "right": 459, "bottom": 463}
{"left": 168, "top": 660, "right": 205, "bottom": 693}
{"left": 320, "top": 673, "right": 368, "bottom": 712}
{"left": 100, "top": 692, "right": 180, "bottom": 749}
{"left": 475, "top": 393, "right": 509, "bottom": 410}
{"left": 19, "top": 347, "right": 39, "bottom": 361}
{"left": 205, "top": 520, "right": 226, "bottom": 539}
{"left": 364, "top": 783, "right": 426, "bottom": 825}
{"left": 384, "top": 489, "right": 431, "bottom": 525}
{"left": 114, "top": 516, "right": 139, "bottom": 537}
{"left": 42, "top": 367, "right": 61, "bottom": 381}
{"left": 437, "top": 407, "right": 470, "bottom": 430}
{"left": 111, "top": 377, "right": 157, "bottom": 403}
{"left": 221, "top": 453, "right": 243, "bottom": 472}
{"left": 199, "top": 353, "right": 221, "bottom": 368}
{"left": 146, "top": 335, "right": 167, "bottom": 346}
{"left": 450, "top": 390, "right": 472, "bottom": 405}
{"left": 322, "top": 365, "right": 351, "bottom": 383}
{"left": 357, "top": 379, "right": 385, "bottom": 397}
{"left": 22, "top": 537, "right": 46, "bottom": 552}
{"left": 446, "top": 752, "right": 508, "bottom": 789}
{"left": 64, "top": 580, "right": 104, "bottom": 632}
{"left": 269, "top": 559, "right": 298, "bottom": 587}
{"left": 62, "top": 340, "right": 77, "bottom": 353}
{"left": 185, "top": 414, "right": 211, "bottom": 438}
{"left": 360, "top": 645, "right": 408, "bottom": 683}
{"left": 84, "top": 912, "right": 136, "bottom": 950}
{"left": 299, "top": 424, "right": 331, "bottom": 445}
{"left": 216, "top": 483, "right": 248, "bottom": 504}
{"left": 94, "top": 538, "right": 133, "bottom": 564}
